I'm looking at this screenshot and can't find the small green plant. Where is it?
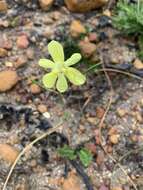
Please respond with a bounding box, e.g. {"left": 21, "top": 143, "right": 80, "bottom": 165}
{"left": 58, "top": 145, "right": 77, "bottom": 160}
{"left": 58, "top": 145, "right": 93, "bottom": 167}
{"left": 113, "top": 0, "right": 143, "bottom": 35}
{"left": 39, "top": 40, "right": 86, "bottom": 93}
{"left": 113, "top": 0, "right": 143, "bottom": 60}
{"left": 78, "top": 148, "right": 93, "bottom": 167}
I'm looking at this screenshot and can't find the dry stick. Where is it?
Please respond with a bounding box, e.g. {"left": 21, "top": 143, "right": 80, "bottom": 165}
{"left": 114, "top": 145, "right": 143, "bottom": 171}
{"left": 2, "top": 121, "right": 63, "bottom": 190}
{"left": 98, "top": 64, "right": 138, "bottom": 190}
{"left": 97, "top": 68, "right": 143, "bottom": 81}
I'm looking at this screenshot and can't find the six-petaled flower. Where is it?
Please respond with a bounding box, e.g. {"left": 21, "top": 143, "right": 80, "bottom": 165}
{"left": 39, "top": 40, "right": 86, "bottom": 93}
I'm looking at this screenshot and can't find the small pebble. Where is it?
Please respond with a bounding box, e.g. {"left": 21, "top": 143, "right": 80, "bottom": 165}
{"left": 88, "top": 32, "right": 98, "bottom": 42}
{"left": 70, "top": 20, "right": 86, "bottom": 37}
{"left": 26, "top": 48, "right": 34, "bottom": 60}
{"left": 117, "top": 108, "right": 127, "bottom": 117}
{"left": 5, "top": 61, "right": 13, "bottom": 67}
{"left": 96, "top": 107, "right": 105, "bottom": 119}
{"left": 133, "top": 58, "right": 143, "bottom": 70}
{"left": 99, "top": 184, "right": 109, "bottom": 190}
{"left": 0, "top": 48, "right": 7, "bottom": 57}
{"left": 17, "top": 35, "right": 29, "bottom": 49}
{"left": 37, "top": 104, "right": 48, "bottom": 113}
{"left": 78, "top": 40, "right": 96, "bottom": 58}
{"left": 0, "top": 144, "right": 19, "bottom": 164}
{"left": 103, "top": 9, "right": 111, "bottom": 17}
{"left": 30, "top": 84, "right": 41, "bottom": 94}
{"left": 39, "top": 0, "right": 54, "bottom": 10}
{"left": 0, "top": 0, "right": 7, "bottom": 12}
{"left": 111, "top": 187, "right": 123, "bottom": 190}
{"left": 14, "top": 55, "right": 28, "bottom": 68}
{"left": 43, "top": 112, "right": 50, "bottom": 119}
{"left": 109, "top": 134, "right": 120, "bottom": 144}
{"left": 0, "top": 70, "right": 18, "bottom": 92}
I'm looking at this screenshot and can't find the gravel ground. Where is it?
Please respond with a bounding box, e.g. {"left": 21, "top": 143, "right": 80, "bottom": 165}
{"left": 0, "top": 1, "right": 143, "bottom": 190}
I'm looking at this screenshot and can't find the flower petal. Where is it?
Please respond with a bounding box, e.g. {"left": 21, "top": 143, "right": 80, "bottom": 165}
{"left": 65, "top": 67, "right": 86, "bottom": 85}
{"left": 64, "top": 53, "right": 82, "bottom": 66}
{"left": 48, "top": 40, "right": 64, "bottom": 62}
{"left": 42, "top": 72, "right": 57, "bottom": 88}
{"left": 56, "top": 73, "right": 68, "bottom": 93}
{"left": 39, "top": 59, "right": 54, "bottom": 69}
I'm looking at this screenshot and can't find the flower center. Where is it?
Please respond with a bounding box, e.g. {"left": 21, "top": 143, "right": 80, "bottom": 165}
{"left": 53, "top": 62, "right": 67, "bottom": 74}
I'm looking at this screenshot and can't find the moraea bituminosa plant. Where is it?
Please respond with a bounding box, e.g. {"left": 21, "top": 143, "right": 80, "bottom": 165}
{"left": 39, "top": 40, "right": 86, "bottom": 93}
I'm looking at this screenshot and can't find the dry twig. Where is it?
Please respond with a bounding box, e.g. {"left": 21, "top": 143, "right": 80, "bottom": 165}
{"left": 98, "top": 61, "right": 138, "bottom": 190}
{"left": 2, "top": 121, "right": 63, "bottom": 190}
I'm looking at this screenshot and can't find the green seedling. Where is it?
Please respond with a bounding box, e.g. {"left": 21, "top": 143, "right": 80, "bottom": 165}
{"left": 39, "top": 40, "right": 86, "bottom": 93}
{"left": 58, "top": 145, "right": 77, "bottom": 160}
{"left": 112, "top": 0, "right": 143, "bottom": 35}
{"left": 58, "top": 145, "right": 93, "bottom": 167}
{"left": 78, "top": 148, "right": 93, "bottom": 167}
{"left": 113, "top": 0, "right": 143, "bottom": 60}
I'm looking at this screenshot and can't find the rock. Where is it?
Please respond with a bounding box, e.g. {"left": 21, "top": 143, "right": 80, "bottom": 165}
{"left": 3, "top": 40, "right": 12, "bottom": 50}
{"left": 87, "top": 117, "right": 98, "bottom": 125}
{"left": 108, "top": 127, "right": 118, "bottom": 136}
{"left": 117, "top": 108, "right": 127, "bottom": 117}
{"left": 26, "top": 48, "right": 34, "bottom": 60}
{"left": 37, "top": 104, "right": 47, "bottom": 113}
{"left": 133, "top": 58, "right": 143, "bottom": 70}
{"left": 0, "top": 48, "right": 7, "bottom": 57}
{"left": 111, "top": 187, "right": 123, "bottom": 190}
{"left": 51, "top": 11, "right": 61, "bottom": 20}
{"left": 0, "top": 144, "right": 19, "bottom": 164}
{"left": 88, "top": 32, "right": 98, "bottom": 42}
{"left": 17, "top": 35, "right": 29, "bottom": 49}
{"left": 0, "top": 0, "right": 7, "bottom": 12}
{"left": 0, "top": 19, "right": 9, "bottom": 27}
{"left": 43, "top": 26, "right": 53, "bottom": 38}
{"left": 96, "top": 150, "right": 104, "bottom": 166}
{"left": 140, "top": 98, "right": 143, "bottom": 106}
{"left": 96, "top": 107, "right": 105, "bottom": 119}
{"left": 135, "top": 111, "right": 142, "bottom": 122}
{"left": 99, "top": 185, "right": 109, "bottom": 190}
{"left": 0, "top": 37, "right": 12, "bottom": 50}
{"left": 39, "top": 0, "right": 53, "bottom": 10}
{"left": 0, "top": 70, "right": 18, "bottom": 92}
{"left": 30, "top": 84, "right": 41, "bottom": 94}
{"left": 108, "top": 128, "right": 120, "bottom": 145}
{"left": 70, "top": 20, "right": 86, "bottom": 38}
{"left": 109, "top": 134, "right": 120, "bottom": 144}
{"left": 15, "top": 183, "right": 28, "bottom": 190}
{"left": 94, "top": 129, "right": 100, "bottom": 145}
{"left": 14, "top": 55, "right": 28, "bottom": 68}
{"left": 103, "top": 9, "right": 111, "bottom": 17}
{"left": 5, "top": 61, "right": 13, "bottom": 67}
{"left": 130, "top": 134, "right": 138, "bottom": 142}
{"left": 65, "top": 0, "right": 108, "bottom": 12}
{"left": 78, "top": 41, "right": 96, "bottom": 58}
{"left": 62, "top": 172, "right": 82, "bottom": 190}
{"left": 43, "top": 112, "right": 50, "bottom": 119}
{"left": 85, "top": 143, "right": 96, "bottom": 155}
